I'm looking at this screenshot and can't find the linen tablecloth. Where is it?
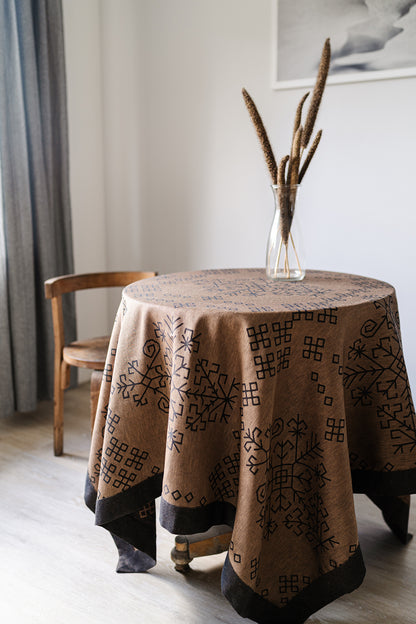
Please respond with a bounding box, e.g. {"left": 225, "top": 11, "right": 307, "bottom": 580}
{"left": 85, "top": 269, "right": 416, "bottom": 624}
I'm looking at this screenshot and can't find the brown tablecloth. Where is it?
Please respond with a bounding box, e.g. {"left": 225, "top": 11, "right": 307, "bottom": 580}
{"left": 85, "top": 269, "right": 416, "bottom": 624}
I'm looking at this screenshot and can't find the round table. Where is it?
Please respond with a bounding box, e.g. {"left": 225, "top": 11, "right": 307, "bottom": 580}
{"left": 85, "top": 269, "right": 416, "bottom": 624}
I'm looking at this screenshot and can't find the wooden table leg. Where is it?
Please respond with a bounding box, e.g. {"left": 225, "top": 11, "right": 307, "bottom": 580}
{"left": 171, "top": 525, "right": 232, "bottom": 572}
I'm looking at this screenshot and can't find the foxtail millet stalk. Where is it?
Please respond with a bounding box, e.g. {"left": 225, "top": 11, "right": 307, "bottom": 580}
{"left": 292, "top": 92, "right": 309, "bottom": 145}
{"left": 277, "top": 155, "right": 291, "bottom": 246}
{"left": 277, "top": 154, "right": 289, "bottom": 187}
{"left": 301, "top": 38, "right": 331, "bottom": 150}
{"left": 288, "top": 125, "right": 303, "bottom": 186}
{"left": 299, "top": 130, "right": 323, "bottom": 183}
{"left": 242, "top": 88, "right": 277, "bottom": 183}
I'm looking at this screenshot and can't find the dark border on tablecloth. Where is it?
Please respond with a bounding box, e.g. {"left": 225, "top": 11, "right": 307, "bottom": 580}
{"left": 221, "top": 547, "right": 366, "bottom": 624}
{"left": 85, "top": 473, "right": 163, "bottom": 560}
{"left": 351, "top": 467, "right": 416, "bottom": 496}
{"left": 368, "top": 493, "right": 413, "bottom": 544}
{"left": 159, "top": 496, "right": 236, "bottom": 535}
{"left": 85, "top": 472, "right": 163, "bottom": 523}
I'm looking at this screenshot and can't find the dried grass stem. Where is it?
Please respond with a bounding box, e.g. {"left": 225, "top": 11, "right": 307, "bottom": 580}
{"left": 288, "top": 126, "right": 302, "bottom": 186}
{"left": 299, "top": 130, "right": 323, "bottom": 183}
{"left": 301, "top": 38, "right": 331, "bottom": 149}
{"left": 292, "top": 92, "right": 309, "bottom": 143}
{"left": 242, "top": 88, "right": 277, "bottom": 183}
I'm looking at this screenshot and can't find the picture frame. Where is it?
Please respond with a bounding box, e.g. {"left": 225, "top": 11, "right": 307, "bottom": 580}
{"left": 272, "top": 0, "right": 416, "bottom": 90}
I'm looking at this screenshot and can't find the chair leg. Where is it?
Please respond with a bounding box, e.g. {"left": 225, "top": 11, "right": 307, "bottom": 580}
{"left": 90, "top": 370, "right": 103, "bottom": 433}
{"left": 53, "top": 374, "right": 64, "bottom": 457}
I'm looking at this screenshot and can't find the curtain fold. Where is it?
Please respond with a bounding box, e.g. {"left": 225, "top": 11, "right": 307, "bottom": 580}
{"left": 0, "top": 0, "right": 76, "bottom": 416}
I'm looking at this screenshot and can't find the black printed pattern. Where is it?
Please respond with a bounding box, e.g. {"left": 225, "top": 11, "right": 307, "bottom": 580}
{"left": 97, "top": 434, "right": 152, "bottom": 493}
{"left": 242, "top": 416, "right": 338, "bottom": 552}
{"left": 247, "top": 321, "right": 292, "bottom": 379}
{"left": 344, "top": 299, "right": 416, "bottom": 462}
{"left": 208, "top": 453, "right": 240, "bottom": 500}
{"left": 126, "top": 268, "right": 391, "bottom": 313}
{"left": 278, "top": 574, "right": 311, "bottom": 606}
{"left": 113, "top": 315, "right": 241, "bottom": 439}
{"left": 247, "top": 311, "right": 335, "bottom": 380}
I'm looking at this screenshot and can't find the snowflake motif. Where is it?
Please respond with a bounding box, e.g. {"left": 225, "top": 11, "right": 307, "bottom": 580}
{"left": 243, "top": 414, "right": 335, "bottom": 551}
{"left": 113, "top": 315, "right": 239, "bottom": 444}
{"left": 287, "top": 416, "right": 307, "bottom": 439}
{"left": 351, "top": 385, "right": 373, "bottom": 406}
{"left": 343, "top": 301, "right": 416, "bottom": 458}
{"left": 349, "top": 340, "right": 366, "bottom": 359}
{"left": 180, "top": 328, "right": 197, "bottom": 353}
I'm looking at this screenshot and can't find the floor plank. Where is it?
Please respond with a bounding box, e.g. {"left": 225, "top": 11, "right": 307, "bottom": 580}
{"left": 1, "top": 383, "right": 415, "bottom": 623}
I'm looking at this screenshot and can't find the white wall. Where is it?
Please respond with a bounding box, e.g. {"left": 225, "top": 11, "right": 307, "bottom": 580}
{"left": 63, "top": 0, "right": 146, "bottom": 340}
{"left": 63, "top": 0, "right": 107, "bottom": 345}
{"left": 63, "top": 0, "right": 416, "bottom": 390}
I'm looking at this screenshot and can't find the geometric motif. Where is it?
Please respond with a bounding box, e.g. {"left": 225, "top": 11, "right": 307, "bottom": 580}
{"left": 247, "top": 322, "right": 292, "bottom": 380}
{"left": 253, "top": 352, "right": 276, "bottom": 379}
{"left": 96, "top": 431, "right": 151, "bottom": 490}
{"left": 254, "top": 347, "right": 290, "bottom": 379}
{"left": 272, "top": 320, "right": 293, "bottom": 345}
{"left": 303, "top": 336, "right": 325, "bottom": 361}
{"left": 208, "top": 453, "right": 240, "bottom": 500}
{"left": 279, "top": 574, "right": 311, "bottom": 606}
{"left": 325, "top": 418, "right": 345, "bottom": 442}
{"left": 103, "top": 362, "right": 113, "bottom": 383}
{"left": 247, "top": 324, "right": 271, "bottom": 350}
{"left": 317, "top": 309, "right": 338, "bottom": 324}
{"left": 162, "top": 484, "right": 195, "bottom": 503}
{"left": 106, "top": 408, "right": 120, "bottom": 434}
{"left": 125, "top": 447, "right": 149, "bottom": 471}
{"left": 279, "top": 574, "right": 311, "bottom": 593}
{"left": 100, "top": 457, "right": 116, "bottom": 484}
{"left": 242, "top": 382, "right": 260, "bottom": 406}
{"left": 105, "top": 436, "right": 128, "bottom": 462}
{"left": 90, "top": 447, "right": 102, "bottom": 485}
{"left": 113, "top": 468, "right": 137, "bottom": 490}
{"left": 310, "top": 372, "right": 333, "bottom": 407}
{"left": 291, "top": 311, "right": 314, "bottom": 322}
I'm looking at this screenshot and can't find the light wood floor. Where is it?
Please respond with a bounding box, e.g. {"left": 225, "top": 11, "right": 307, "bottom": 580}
{"left": 1, "top": 383, "right": 415, "bottom": 624}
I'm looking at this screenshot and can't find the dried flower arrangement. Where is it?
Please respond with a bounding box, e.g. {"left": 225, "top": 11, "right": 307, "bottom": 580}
{"left": 242, "top": 38, "right": 331, "bottom": 279}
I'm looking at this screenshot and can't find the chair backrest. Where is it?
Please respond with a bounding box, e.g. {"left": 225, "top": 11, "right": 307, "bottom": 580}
{"left": 44, "top": 271, "right": 157, "bottom": 357}
{"left": 44, "top": 271, "right": 157, "bottom": 298}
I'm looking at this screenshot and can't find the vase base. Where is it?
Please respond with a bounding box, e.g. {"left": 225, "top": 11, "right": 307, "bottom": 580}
{"left": 266, "top": 268, "right": 305, "bottom": 281}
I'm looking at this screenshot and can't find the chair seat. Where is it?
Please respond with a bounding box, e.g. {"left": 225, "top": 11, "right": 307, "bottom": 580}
{"left": 63, "top": 336, "right": 110, "bottom": 370}
{"left": 45, "top": 270, "right": 157, "bottom": 455}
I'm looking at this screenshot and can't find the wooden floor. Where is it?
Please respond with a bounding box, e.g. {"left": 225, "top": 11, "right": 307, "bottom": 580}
{"left": 1, "top": 383, "right": 415, "bottom": 624}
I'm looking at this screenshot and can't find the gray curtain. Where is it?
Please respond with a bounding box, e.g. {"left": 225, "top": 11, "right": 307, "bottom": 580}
{"left": 0, "top": 0, "right": 76, "bottom": 416}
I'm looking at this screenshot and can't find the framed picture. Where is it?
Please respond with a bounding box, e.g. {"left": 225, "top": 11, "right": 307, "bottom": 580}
{"left": 272, "top": 0, "right": 416, "bottom": 89}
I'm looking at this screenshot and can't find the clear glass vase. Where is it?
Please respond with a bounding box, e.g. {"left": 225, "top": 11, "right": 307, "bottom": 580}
{"left": 266, "top": 184, "right": 305, "bottom": 281}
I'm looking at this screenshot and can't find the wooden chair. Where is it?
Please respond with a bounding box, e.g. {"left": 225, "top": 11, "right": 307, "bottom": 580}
{"left": 44, "top": 271, "right": 157, "bottom": 456}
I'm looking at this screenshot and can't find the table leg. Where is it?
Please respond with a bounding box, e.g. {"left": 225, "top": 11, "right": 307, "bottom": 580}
{"left": 171, "top": 525, "right": 232, "bottom": 572}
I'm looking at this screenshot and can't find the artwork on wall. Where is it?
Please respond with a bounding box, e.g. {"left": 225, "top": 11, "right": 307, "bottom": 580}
{"left": 272, "top": 0, "right": 416, "bottom": 89}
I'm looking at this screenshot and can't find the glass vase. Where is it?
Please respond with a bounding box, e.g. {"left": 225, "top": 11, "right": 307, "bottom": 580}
{"left": 266, "top": 184, "right": 305, "bottom": 281}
